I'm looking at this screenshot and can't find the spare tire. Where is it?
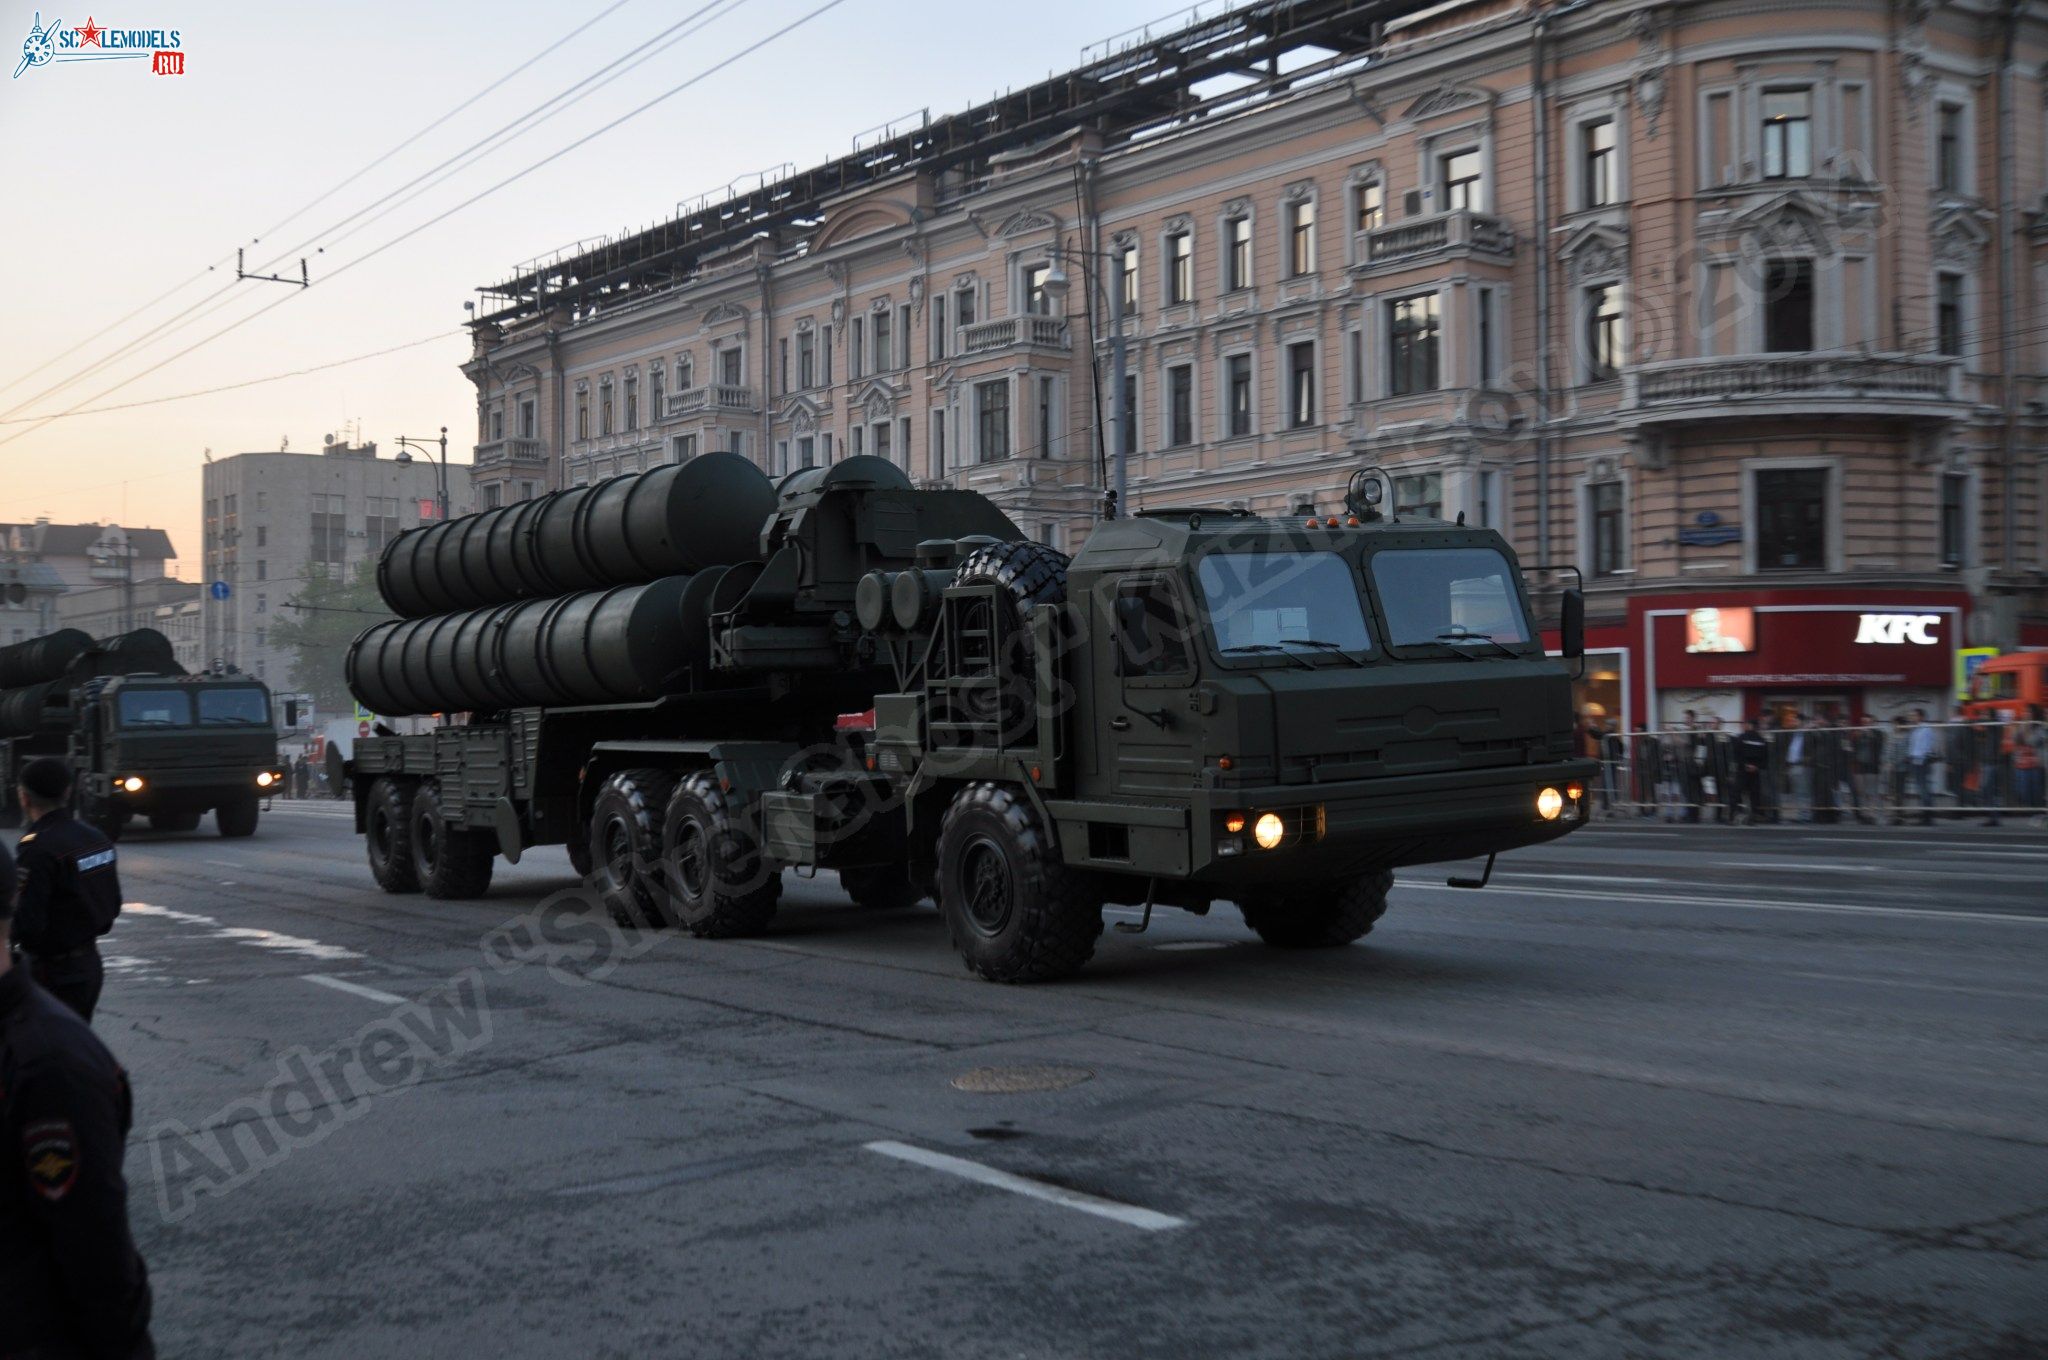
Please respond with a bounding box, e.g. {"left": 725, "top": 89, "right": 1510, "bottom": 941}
{"left": 949, "top": 541, "right": 1069, "bottom": 742}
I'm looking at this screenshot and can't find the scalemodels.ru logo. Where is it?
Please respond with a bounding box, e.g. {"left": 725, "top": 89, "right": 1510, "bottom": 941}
{"left": 14, "top": 12, "right": 185, "bottom": 78}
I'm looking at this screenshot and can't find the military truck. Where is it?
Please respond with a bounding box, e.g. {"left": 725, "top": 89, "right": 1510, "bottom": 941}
{"left": 0, "top": 628, "right": 285, "bottom": 839}
{"left": 344, "top": 454, "right": 1594, "bottom": 982}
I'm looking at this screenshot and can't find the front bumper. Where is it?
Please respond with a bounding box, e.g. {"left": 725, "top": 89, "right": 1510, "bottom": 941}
{"left": 1190, "top": 759, "right": 1600, "bottom": 885}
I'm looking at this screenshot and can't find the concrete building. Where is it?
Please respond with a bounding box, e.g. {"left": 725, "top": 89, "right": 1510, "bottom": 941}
{"left": 0, "top": 519, "right": 175, "bottom": 590}
{"left": 463, "top": 0, "right": 2048, "bottom": 728}
{"left": 199, "top": 441, "right": 474, "bottom": 684}
{"left": 54, "top": 576, "right": 203, "bottom": 649}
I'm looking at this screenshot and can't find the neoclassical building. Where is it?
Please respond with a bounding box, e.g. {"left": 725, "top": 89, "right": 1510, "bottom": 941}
{"left": 464, "top": 0, "right": 2048, "bottom": 728}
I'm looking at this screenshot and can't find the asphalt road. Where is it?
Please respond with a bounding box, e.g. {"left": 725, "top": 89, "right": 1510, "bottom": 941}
{"left": 77, "top": 801, "right": 2048, "bottom": 1359}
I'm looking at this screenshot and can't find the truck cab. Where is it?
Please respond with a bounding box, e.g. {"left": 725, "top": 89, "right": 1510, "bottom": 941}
{"left": 1049, "top": 509, "right": 1591, "bottom": 892}
{"left": 73, "top": 673, "right": 284, "bottom": 838}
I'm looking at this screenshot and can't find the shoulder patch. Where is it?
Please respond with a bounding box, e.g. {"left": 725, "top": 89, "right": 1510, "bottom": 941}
{"left": 77, "top": 848, "right": 116, "bottom": 872}
{"left": 23, "top": 1119, "right": 80, "bottom": 1202}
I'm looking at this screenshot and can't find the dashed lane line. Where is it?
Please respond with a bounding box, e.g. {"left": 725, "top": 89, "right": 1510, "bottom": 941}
{"left": 301, "top": 974, "right": 407, "bottom": 1006}
{"left": 865, "top": 1140, "right": 1189, "bottom": 1232}
{"left": 1396, "top": 880, "right": 2048, "bottom": 926}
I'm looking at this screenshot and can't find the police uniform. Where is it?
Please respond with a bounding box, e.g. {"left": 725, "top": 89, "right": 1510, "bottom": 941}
{"left": 0, "top": 843, "right": 155, "bottom": 1360}
{"left": 14, "top": 811, "right": 122, "bottom": 1024}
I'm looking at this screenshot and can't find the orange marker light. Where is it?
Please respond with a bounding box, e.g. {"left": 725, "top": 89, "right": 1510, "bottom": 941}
{"left": 1325, "top": 517, "right": 1339, "bottom": 528}
{"left": 1030, "top": 765, "right": 1042, "bottom": 783}
{"left": 1217, "top": 755, "right": 1233, "bottom": 771}
{"left": 1346, "top": 516, "right": 1361, "bottom": 527}
{"left": 1224, "top": 813, "right": 1246, "bottom": 833}
{"left": 1566, "top": 782, "right": 1585, "bottom": 801}
{"left": 1305, "top": 517, "right": 1319, "bottom": 528}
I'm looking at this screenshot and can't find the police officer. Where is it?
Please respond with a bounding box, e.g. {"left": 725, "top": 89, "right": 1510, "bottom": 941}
{"left": 14, "top": 759, "right": 124, "bottom": 1024}
{"left": 0, "top": 838, "right": 157, "bottom": 1360}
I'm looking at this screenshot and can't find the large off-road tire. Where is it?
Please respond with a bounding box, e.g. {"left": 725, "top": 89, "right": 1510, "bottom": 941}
{"left": 1235, "top": 871, "right": 1393, "bottom": 948}
{"left": 659, "top": 772, "right": 780, "bottom": 938}
{"left": 216, "top": 797, "right": 259, "bottom": 839}
{"left": 365, "top": 777, "right": 420, "bottom": 894}
{"left": 587, "top": 769, "right": 674, "bottom": 929}
{"left": 839, "top": 864, "right": 926, "bottom": 912}
{"left": 409, "top": 781, "right": 494, "bottom": 900}
{"left": 951, "top": 541, "right": 1069, "bottom": 738}
{"left": 937, "top": 782, "right": 1102, "bottom": 983}
{"left": 150, "top": 810, "right": 203, "bottom": 833}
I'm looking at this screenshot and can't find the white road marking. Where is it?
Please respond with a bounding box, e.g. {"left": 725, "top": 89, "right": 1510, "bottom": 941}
{"left": 1784, "top": 970, "right": 2042, "bottom": 1001}
{"left": 1491, "top": 872, "right": 1668, "bottom": 886}
{"left": 1153, "top": 941, "right": 1232, "bottom": 951}
{"left": 302, "top": 974, "right": 407, "bottom": 1006}
{"left": 124, "top": 902, "right": 364, "bottom": 961}
{"left": 865, "top": 1140, "right": 1189, "bottom": 1232}
{"left": 1400, "top": 880, "right": 2046, "bottom": 926}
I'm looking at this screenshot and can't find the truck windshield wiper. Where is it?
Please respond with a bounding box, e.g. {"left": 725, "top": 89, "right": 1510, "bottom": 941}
{"left": 1432, "top": 629, "right": 1519, "bottom": 660}
{"left": 1220, "top": 643, "right": 1316, "bottom": 670}
{"left": 1278, "top": 639, "right": 1368, "bottom": 668}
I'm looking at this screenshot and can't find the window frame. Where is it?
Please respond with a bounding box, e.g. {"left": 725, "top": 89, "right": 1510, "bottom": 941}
{"left": 1760, "top": 86, "right": 1813, "bottom": 181}
{"left": 1741, "top": 456, "right": 1842, "bottom": 574}
{"left": 1285, "top": 195, "right": 1317, "bottom": 277}
{"left": 1165, "top": 362, "right": 1196, "bottom": 448}
{"left": 1385, "top": 291, "right": 1443, "bottom": 397}
{"left": 1285, "top": 338, "right": 1318, "bottom": 429}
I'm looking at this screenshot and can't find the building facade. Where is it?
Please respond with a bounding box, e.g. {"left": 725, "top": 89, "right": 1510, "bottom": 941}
{"left": 0, "top": 519, "right": 174, "bottom": 591}
{"left": 53, "top": 576, "right": 202, "bottom": 650}
{"left": 463, "top": 0, "right": 2048, "bottom": 729}
{"left": 0, "top": 562, "right": 66, "bottom": 647}
{"left": 199, "top": 442, "right": 474, "bottom": 684}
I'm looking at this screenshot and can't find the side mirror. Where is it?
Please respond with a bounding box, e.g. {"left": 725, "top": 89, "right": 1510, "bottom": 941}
{"left": 1560, "top": 589, "right": 1586, "bottom": 675}
{"left": 283, "top": 699, "right": 300, "bottom": 728}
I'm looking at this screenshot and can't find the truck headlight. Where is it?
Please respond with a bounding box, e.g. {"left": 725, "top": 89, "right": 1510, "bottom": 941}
{"left": 1537, "top": 788, "right": 1564, "bottom": 821}
{"left": 256, "top": 771, "right": 276, "bottom": 788}
{"left": 1253, "top": 812, "right": 1286, "bottom": 850}
{"left": 120, "top": 776, "right": 145, "bottom": 793}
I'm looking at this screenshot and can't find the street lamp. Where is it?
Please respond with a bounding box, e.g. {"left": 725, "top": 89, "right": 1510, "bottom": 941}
{"left": 1041, "top": 242, "right": 1129, "bottom": 519}
{"left": 393, "top": 426, "right": 450, "bottom": 520}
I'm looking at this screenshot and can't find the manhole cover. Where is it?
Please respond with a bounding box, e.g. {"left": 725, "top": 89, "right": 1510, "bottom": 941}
{"left": 950, "top": 1064, "right": 1093, "bottom": 1094}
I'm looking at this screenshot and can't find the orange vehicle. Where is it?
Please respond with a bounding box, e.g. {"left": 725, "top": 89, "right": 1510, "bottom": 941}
{"left": 1962, "top": 651, "right": 2048, "bottom": 721}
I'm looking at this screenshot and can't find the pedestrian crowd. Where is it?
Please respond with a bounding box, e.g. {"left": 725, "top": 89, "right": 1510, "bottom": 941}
{"left": 272, "top": 752, "right": 330, "bottom": 800}
{"left": 1575, "top": 705, "right": 2048, "bottom": 827}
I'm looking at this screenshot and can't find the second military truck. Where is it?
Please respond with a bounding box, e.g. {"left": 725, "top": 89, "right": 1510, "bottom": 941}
{"left": 345, "top": 454, "right": 1595, "bottom": 981}
{"left": 0, "top": 628, "right": 285, "bottom": 839}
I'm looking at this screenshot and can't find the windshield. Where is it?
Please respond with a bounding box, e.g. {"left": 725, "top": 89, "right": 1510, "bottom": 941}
{"left": 198, "top": 687, "right": 270, "bottom": 726}
{"left": 1197, "top": 551, "right": 1373, "bottom": 655}
{"left": 1371, "top": 548, "right": 1532, "bottom": 648}
{"left": 118, "top": 689, "right": 192, "bottom": 727}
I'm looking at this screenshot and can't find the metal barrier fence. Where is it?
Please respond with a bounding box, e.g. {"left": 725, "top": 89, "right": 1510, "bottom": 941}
{"left": 1574, "top": 719, "right": 2048, "bottom": 825}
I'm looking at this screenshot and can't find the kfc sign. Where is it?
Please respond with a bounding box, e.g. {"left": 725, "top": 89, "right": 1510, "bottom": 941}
{"left": 1854, "top": 613, "right": 1942, "bottom": 646}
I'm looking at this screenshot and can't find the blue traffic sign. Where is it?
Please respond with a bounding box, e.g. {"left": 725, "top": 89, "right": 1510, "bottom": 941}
{"left": 209, "top": 580, "right": 231, "bottom": 601}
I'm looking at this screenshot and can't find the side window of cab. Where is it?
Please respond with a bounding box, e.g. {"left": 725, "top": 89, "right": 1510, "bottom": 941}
{"left": 1112, "top": 577, "right": 1194, "bottom": 679}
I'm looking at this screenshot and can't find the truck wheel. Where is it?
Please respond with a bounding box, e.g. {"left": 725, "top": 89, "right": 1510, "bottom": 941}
{"left": 81, "top": 797, "right": 125, "bottom": 842}
{"left": 937, "top": 782, "right": 1102, "bottom": 983}
{"left": 410, "top": 781, "right": 494, "bottom": 900}
{"left": 1235, "top": 871, "right": 1392, "bottom": 948}
{"left": 566, "top": 835, "right": 594, "bottom": 879}
{"left": 660, "top": 772, "right": 780, "bottom": 938}
{"left": 952, "top": 541, "right": 1069, "bottom": 737}
{"left": 840, "top": 864, "right": 925, "bottom": 912}
{"left": 216, "top": 797, "right": 259, "bottom": 839}
{"left": 587, "top": 769, "right": 674, "bottom": 928}
{"left": 150, "top": 811, "right": 202, "bottom": 833}
{"left": 365, "top": 777, "right": 421, "bottom": 894}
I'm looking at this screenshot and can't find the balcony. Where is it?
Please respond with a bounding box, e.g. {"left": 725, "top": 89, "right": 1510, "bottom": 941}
{"left": 668, "top": 384, "right": 757, "bottom": 417}
{"left": 1355, "top": 211, "right": 1513, "bottom": 272}
{"left": 1621, "top": 353, "right": 1965, "bottom": 426}
{"left": 473, "top": 437, "right": 548, "bottom": 469}
{"left": 959, "top": 316, "right": 1071, "bottom": 356}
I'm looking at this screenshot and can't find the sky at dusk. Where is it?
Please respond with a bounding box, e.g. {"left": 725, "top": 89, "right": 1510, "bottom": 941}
{"left": 0, "top": 0, "right": 1194, "bottom": 573}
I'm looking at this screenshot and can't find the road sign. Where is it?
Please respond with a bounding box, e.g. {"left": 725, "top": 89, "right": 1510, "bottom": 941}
{"left": 358, "top": 720, "right": 372, "bottom": 738}
{"left": 209, "top": 580, "right": 231, "bottom": 601}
